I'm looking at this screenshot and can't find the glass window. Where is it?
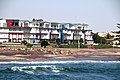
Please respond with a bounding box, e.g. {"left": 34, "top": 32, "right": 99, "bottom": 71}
{"left": 15, "top": 22, "right": 19, "bottom": 26}
{"left": 24, "top": 23, "right": 28, "bottom": 26}
{"left": 45, "top": 24, "right": 49, "bottom": 28}
{"left": 40, "top": 23, "right": 43, "bottom": 27}
{"left": 36, "top": 23, "right": 39, "bottom": 26}
{"left": 33, "top": 23, "right": 35, "bottom": 26}
{"left": 10, "top": 22, "right": 14, "bottom": 26}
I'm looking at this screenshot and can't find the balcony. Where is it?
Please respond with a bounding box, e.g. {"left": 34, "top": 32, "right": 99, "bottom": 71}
{"left": 51, "top": 30, "right": 59, "bottom": 34}
{"left": 9, "top": 31, "right": 24, "bottom": 34}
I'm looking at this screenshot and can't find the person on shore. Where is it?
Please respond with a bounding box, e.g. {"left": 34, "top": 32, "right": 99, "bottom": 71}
{"left": 88, "top": 44, "right": 94, "bottom": 49}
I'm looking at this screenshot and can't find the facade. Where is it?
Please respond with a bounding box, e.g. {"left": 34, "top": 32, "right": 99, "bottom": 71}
{"left": 98, "top": 32, "right": 120, "bottom": 39}
{"left": 0, "top": 18, "right": 93, "bottom": 44}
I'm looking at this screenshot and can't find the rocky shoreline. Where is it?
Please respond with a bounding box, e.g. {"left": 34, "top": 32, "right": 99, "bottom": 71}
{"left": 0, "top": 48, "right": 120, "bottom": 60}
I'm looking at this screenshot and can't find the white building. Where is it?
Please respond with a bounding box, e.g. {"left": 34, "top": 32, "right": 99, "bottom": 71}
{"left": 0, "top": 18, "right": 93, "bottom": 44}
{"left": 98, "top": 32, "right": 120, "bottom": 39}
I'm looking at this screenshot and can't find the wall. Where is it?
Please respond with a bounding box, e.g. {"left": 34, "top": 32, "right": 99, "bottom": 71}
{"left": 0, "top": 20, "right": 7, "bottom": 27}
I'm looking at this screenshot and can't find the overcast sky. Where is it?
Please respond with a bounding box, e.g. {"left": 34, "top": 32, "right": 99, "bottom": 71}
{"left": 0, "top": 0, "right": 120, "bottom": 32}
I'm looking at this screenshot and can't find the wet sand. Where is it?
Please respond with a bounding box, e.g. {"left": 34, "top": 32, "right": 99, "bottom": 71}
{"left": 0, "top": 48, "right": 120, "bottom": 60}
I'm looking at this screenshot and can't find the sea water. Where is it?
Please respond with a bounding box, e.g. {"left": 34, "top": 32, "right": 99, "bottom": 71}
{"left": 0, "top": 58, "right": 120, "bottom": 80}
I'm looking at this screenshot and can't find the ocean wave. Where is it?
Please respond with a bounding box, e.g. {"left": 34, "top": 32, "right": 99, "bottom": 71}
{"left": 0, "top": 62, "right": 120, "bottom": 80}
{"left": 10, "top": 65, "right": 63, "bottom": 74}
{"left": 0, "top": 60, "right": 120, "bottom": 64}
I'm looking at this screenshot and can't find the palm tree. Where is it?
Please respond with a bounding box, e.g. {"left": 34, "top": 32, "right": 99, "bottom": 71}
{"left": 117, "top": 24, "right": 120, "bottom": 29}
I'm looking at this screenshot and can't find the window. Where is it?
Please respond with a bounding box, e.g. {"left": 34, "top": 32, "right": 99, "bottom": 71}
{"left": 36, "top": 23, "right": 39, "bottom": 26}
{"left": 45, "top": 24, "right": 49, "bottom": 28}
{"left": 15, "top": 22, "right": 19, "bottom": 26}
{"left": 40, "top": 23, "right": 43, "bottom": 27}
{"left": 36, "top": 34, "right": 38, "bottom": 38}
{"left": 24, "top": 22, "right": 28, "bottom": 26}
{"left": 10, "top": 22, "right": 19, "bottom": 26}
{"left": 12, "top": 28, "right": 15, "bottom": 31}
{"left": 19, "top": 28, "right": 21, "bottom": 31}
{"left": 51, "top": 25, "right": 54, "bottom": 27}
{"left": 10, "top": 22, "right": 14, "bottom": 26}
{"left": 64, "top": 35, "right": 68, "bottom": 39}
{"left": 51, "top": 24, "right": 57, "bottom": 29}
{"left": 74, "top": 31, "right": 79, "bottom": 34}
{"left": 33, "top": 23, "right": 35, "bottom": 26}
{"left": 52, "top": 35, "right": 58, "bottom": 39}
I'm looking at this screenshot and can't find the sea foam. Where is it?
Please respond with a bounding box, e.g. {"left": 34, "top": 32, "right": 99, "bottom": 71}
{"left": 0, "top": 60, "right": 120, "bottom": 64}
{"left": 10, "top": 65, "right": 63, "bottom": 75}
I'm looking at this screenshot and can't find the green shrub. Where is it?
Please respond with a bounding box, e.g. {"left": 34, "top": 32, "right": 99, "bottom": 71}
{"left": 26, "top": 43, "right": 33, "bottom": 48}
{"left": 21, "top": 40, "right": 27, "bottom": 45}
{"left": 56, "top": 43, "right": 88, "bottom": 48}
{"left": 94, "top": 44, "right": 113, "bottom": 49}
{"left": 21, "top": 40, "right": 33, "bottom": 48}
{"left": 41, "top": 40, "right": 49, "bottom": 48}
{"left": 81, "top": 44, "right": 88, "bottom": 48}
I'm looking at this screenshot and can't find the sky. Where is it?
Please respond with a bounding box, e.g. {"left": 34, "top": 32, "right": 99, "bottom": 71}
{"left": 0, "top": 0, "right": 120, "bottom": 32}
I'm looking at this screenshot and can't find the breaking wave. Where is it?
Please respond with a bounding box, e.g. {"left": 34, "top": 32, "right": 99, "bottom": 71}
{"left": 10, "top": 65, "right": 63, "bottom": 74}
{"left": 0, "top": 60, "right": 120, "bottom": 65}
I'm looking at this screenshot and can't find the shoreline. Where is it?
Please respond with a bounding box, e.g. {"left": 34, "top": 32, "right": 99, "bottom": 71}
{"left": 0, "top": 58, "right": 120, "bottom": 65}
{"left": 0, "top": 48, "right": 120, "bottom": 60}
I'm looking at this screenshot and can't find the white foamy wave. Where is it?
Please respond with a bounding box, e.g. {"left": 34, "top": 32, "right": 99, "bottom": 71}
{"left": 11, "top": 65, "right": 54, "bottom": 71}
{"left": 10, "top": 65, "right": 62, "bottom": 74}
{"left": 52, "top": 70, "right": 60, "bottom": 73}
{"left": 0, "top": 60, "right": 120, "bottom": 64}
{"left": 11, "top": 66, "right": 35, "bottom": 74}
{"left": 11, "top": 66, "right": 23, "bottom": 72}
{"left": 24, "top": 71, "right": 34, "bottom": 74}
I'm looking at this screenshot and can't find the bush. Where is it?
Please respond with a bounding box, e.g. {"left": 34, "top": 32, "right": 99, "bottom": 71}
{"left": 21, "top": 40, "right": 33, "bottom": 48}
{"left": 21, "top": 40, "right": 27, "bottom": 45}
{"left": 56, "top": 43, "right": 88, "bottom": 48}
{"left": 41, "top": 40, "right": 49, "bottom": 48}
{"left": 26, "top": 43, "right": 33, "bottom": 48}
{"left": 94, "top": 44, "right": 113, "bottom": 49}
{"left": 0, "top": 42, "right": 2, "bottom": 44}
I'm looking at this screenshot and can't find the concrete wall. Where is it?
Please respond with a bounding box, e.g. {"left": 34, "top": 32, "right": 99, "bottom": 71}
{"left": 0, "top": 20, "right": 7, "bottom": 27}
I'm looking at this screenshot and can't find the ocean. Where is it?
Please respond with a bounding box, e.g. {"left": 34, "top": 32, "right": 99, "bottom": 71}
{"left": 0, "top": 58, "right": 120, "bottom": 80}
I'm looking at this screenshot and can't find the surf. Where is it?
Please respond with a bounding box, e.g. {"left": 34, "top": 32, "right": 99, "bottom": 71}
{"left": 0, "top": 60, "right": 120, "bottom": 64}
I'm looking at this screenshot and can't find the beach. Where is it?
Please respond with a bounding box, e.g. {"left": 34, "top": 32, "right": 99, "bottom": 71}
{"left": 0, "top": 48, "right": 120, "bottom": 60}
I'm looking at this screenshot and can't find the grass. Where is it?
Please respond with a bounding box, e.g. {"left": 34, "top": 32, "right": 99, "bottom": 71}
{"left": 55, "top": 43, "right": 88, "bottom": 48}
{"left": 94, "top": 44, "right": 113, "bottom": 49}
{"left": 53, "top": 43, "right": 118, "bottom": 49}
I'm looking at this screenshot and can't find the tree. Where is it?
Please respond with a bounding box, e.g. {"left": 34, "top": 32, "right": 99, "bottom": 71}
{"left": 100, "top": 37, "right": 106, "bottom": 44}
{"left": 93, "top": 33, "right": 101, "bottom": 43}
{"left": 26, "top": 43, "right": 33, "bottom": 48}
{"left": 56, "top": 38, "right": 60, "bottom": 45}
{"left": 41, "top": 40, "right": 49, "bottom": 48}
{"left": 79, "top": 38, "right": 83, "bottom": 48}
{"left": 106, "top": 33, "right": 111, "bottom": 39}
{"left": 79, "top": 38, "right": 83, "bottom": 43}
{"left": 21, "top": 40, "right": 27, "bottom": 45}
{"left": 93, "top": 33, "right": 106, "bottom": 44}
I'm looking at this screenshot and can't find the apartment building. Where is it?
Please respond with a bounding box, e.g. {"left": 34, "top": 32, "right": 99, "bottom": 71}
{"left": 0, "top": 18, "right": 93, "bottom": 44}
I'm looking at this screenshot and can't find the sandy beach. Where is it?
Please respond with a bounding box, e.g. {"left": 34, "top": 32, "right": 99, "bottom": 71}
{"left": 0, "top": 48, "right": 120, "bottom": 60}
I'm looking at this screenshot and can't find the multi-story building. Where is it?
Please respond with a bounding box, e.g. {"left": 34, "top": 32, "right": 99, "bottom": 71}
{"left": 0, "top": 18, "right": 93, "bottom": 44}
